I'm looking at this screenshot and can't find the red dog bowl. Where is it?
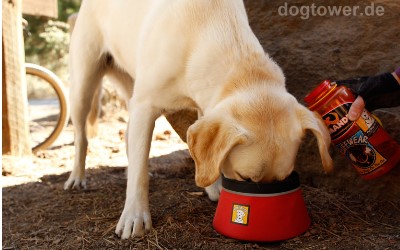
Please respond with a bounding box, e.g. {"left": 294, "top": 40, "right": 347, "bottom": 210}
{"left": 213, "top": 171, "right": 310, "bottom": 242}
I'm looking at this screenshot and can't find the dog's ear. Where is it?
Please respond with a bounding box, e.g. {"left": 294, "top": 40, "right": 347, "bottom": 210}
{"left": 297, "top": 105, "right": 334, "bottom": 173}
{"left": 187, "top": 117, "right": 247, "bottom": 188}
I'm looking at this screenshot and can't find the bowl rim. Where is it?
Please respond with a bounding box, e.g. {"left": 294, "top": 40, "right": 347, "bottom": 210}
{"left": 221, "top": 171, "right": 300, "bottom": 195}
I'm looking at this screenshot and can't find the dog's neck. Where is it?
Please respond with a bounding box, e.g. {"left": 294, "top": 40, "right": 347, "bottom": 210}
{"left": 218, "top": 52, "right": 285, "bottom": 101}
{"left": 191, "top": 51, "right": 286, "bottom": 115}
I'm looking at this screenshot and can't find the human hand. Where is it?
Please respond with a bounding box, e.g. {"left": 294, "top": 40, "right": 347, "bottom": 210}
{"left": 335, "top": 72, "right": 400, "bottom": 121}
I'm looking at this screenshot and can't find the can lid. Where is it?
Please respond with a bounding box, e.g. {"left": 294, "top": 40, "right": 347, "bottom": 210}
{"left": 304, "top": 80, "right": 333, "bottom": 107}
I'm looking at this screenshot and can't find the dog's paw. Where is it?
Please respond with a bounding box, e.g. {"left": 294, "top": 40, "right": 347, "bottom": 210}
{"left": 115, "top": 201, "right": 152, "bottom": 239}
{"left": 64, "top": 175, "right": 87, "bottom": 190}
{"left": 205, "top": 177, "right": 222, "bottom": 201}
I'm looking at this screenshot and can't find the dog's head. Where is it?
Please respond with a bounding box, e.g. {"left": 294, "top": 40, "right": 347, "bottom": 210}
{"left": 187, "top": 87, "right": 333, "bottom": 187}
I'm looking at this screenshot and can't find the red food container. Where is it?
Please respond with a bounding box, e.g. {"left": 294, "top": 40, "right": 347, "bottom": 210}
{"left": 213, "top": 172, "right": 310, "bottom": 242}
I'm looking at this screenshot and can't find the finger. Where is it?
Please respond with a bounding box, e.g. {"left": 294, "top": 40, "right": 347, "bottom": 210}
{"left": 348, "top": 96, "right": 365, "bottom": 121}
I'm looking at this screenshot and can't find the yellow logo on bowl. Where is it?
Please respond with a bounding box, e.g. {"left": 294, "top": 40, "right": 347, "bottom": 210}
{"left": 231, "top": 204, "right": 250, "bottom": 225}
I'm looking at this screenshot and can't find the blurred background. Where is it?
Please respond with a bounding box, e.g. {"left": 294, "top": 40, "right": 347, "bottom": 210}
{"left": 24, "top": 0, "right": 81, "bottom": 87}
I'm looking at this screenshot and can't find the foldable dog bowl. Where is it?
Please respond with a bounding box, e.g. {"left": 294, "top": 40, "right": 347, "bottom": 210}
{"left": 213, "top": 171, "right": 310, "bottom": 242}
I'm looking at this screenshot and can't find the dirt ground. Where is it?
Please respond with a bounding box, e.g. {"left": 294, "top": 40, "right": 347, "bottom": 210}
{"left": 2, "top": 122, "right": 400, "bottom": 250}
{"left": 3, "top": 109, "right": 400, "bottom": 250}
{"left": 3, "top": 0, "right": 400, "bottom": 249}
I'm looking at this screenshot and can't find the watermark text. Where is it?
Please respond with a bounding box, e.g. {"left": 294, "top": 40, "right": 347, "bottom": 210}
{"left": 278, "top": 2, "right": 385, "bottom": 20}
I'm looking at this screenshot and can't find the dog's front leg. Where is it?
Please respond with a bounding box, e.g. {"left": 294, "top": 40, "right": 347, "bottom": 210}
{"left": 116, "top": 97, "right": 160, "bottom": 239}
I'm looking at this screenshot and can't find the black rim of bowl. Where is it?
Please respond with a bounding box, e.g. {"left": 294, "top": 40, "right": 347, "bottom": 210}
{"left": 222, "top": 171, "right": 300, "bottom": 194}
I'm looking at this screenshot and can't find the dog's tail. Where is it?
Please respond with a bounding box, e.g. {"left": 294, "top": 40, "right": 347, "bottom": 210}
{"left": 68, "top": 13, "right": 78, "bottom": 35}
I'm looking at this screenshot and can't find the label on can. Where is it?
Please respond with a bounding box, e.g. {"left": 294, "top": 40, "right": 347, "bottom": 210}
{"left": 355, "top": 110, "right": 379, "bottom": 137}
{"left": 322, "top": 103, "right": 353, "bottom": 140}
{"left": 322, "top": 103, "right": 387, "bottom": 175}
{"left": 335, "top": 130, "right": 387, "bottom": 175}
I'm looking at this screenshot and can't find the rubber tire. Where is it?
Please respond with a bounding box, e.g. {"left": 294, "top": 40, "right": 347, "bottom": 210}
{"left": 25, "top": 63, "right": 70, "bottom": 153}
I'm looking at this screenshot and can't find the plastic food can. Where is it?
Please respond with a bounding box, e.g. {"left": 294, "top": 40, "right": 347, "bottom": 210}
{"left": 304, "top": 80, "right": 400, "bottom": 179}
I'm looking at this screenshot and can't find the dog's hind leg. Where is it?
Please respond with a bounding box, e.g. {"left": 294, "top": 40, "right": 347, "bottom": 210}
{"left": 86, "top": 86, "right": 102, "bottom": 139}
{"left": 64, "top": 57, "right": 104, "bottom": 190}
{"left": 64, "top": 16, "right": 105, "bottom": 190}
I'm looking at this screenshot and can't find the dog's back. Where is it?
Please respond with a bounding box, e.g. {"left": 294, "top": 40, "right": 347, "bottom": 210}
{"left": 72, "top": 0, "right": 271, "bottom": 106}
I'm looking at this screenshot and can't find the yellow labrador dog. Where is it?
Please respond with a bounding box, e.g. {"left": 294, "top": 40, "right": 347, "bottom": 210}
{"left": 66, "top": 0, "right": 333, "bottom": 239}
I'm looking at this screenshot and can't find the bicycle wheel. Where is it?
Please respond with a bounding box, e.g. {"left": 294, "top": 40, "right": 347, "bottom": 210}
{"left": 25, "top": 63, "right": 70, "bottom": 153}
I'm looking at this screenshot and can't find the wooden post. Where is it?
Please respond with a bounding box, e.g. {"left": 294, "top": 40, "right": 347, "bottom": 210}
{"left": 2, "top": 0, "right": 31, "bottom": 156}
{"left": 22, "top": 0, "right": 58, "bottom": 18}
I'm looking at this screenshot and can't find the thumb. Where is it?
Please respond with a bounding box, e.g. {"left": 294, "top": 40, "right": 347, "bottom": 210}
{"left": 348, "top": 96, "right": 365, "bottom": 121}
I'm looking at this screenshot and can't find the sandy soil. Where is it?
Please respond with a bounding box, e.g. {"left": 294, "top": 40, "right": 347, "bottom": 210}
{"left": 2, "top": 108, "right": 187, "bottom": 187}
